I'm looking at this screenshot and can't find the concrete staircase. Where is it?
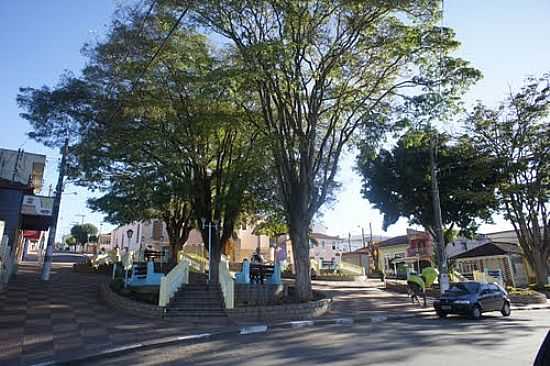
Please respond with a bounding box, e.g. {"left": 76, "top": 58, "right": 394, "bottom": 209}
{"left": 164, "top": 272, "right": 231, "bottom": 324}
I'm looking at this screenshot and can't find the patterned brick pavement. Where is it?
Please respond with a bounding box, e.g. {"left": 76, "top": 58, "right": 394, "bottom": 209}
{"left": 0, "top": 261, "right": 232, "bottom": 366}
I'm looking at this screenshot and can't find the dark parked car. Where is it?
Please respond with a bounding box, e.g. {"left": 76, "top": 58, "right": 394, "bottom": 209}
{"left": 433, "top": 281, "right": 511, "bottom": 320}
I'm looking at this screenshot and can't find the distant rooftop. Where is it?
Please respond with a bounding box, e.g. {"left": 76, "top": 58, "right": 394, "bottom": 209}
{"left": 377, "top": 235, "right": 408, "bottom": 247}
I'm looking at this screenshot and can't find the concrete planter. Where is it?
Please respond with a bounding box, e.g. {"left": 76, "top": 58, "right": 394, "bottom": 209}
{"left": 99, "top": 282, "right": 164, "bottom": 319}
{"left": 235, "top": 284, "right": 285, "bottom": 306}
{"left": 227, "top": 298, "right": 332, "bottom": 323}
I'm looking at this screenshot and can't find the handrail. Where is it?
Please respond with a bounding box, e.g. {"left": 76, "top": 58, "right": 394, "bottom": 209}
{"left": 338, "top": 260, "right": 366, "bottom": 276}
{"left": 219, "top": 255, "right": 234, "bottom": 309}
{"left": 158, "top": 259, "right": 189, "bottom": 307}
{"left": 178, "top": 251, "right": 207, "bottom": 273}
{"left": 310, "top": 258, "right": 321, "bottom": 274}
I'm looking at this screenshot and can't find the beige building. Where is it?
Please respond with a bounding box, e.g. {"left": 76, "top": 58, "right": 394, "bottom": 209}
{"left": 110, "top": 219, "right": 271, "bottom": 262}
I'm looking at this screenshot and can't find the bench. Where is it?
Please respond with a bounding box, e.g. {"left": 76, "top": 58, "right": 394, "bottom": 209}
{"left": 250, "top": 263, "right": 274, "bottom": 284}
{"left": 235, "top": 261, "right": 282, "bottom": 285}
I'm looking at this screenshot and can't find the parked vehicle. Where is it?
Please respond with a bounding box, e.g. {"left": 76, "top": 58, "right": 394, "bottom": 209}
{"left": 433, "top": 281, "right": 511, "bottom": 320}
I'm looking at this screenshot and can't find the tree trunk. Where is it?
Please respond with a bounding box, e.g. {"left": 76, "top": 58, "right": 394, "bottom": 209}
{"left": 200, "top": 228, "right": 221, "bottom": 285}
{"left": 288, "top": 219, "right": 312, "bottom": 302}
{"left": 208, "top": 235, "right": 221, "bottom": 285}
{"left": 532, "top": 250, "right": 549, "bottom": 289}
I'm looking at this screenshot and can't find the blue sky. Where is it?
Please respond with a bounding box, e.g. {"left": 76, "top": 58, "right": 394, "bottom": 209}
{"left": 1, "top": 1, "right": 549, "bottom": 240}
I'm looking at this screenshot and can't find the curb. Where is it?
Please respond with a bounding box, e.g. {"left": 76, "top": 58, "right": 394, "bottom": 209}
{"left": 31, "top": 304, "right": 550, "bottom": 366}
{"left": 29, "top": 316, "right": 368, "bottom": 366}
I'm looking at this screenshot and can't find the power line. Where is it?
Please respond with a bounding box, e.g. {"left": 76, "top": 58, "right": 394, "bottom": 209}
{"left": 102, "top": 2, "right": 189, "bottom": 128}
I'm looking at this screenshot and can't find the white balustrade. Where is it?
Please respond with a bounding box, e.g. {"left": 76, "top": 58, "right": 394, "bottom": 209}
{"left": 219, "top": 255, "right": 234, "bottom": 309}
{"left": 158, "top": 259, "right": 189, "bottom": 307}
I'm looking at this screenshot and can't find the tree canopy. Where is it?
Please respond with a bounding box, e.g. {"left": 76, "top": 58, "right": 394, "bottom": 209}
{"left": 466, "top": 73, "right": 550, "bottom": 288}
{"left": 70, "top": 223, "right": 98, "bottom": 245}
{"left": 191, "top": 0, "right": 481, "bottom": 300}
{"left": 358, "top": 129, "right": 499, "bottom": 243}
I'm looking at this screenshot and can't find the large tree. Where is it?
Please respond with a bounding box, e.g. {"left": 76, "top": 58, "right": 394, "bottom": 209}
{"left": 68, "top": 4, "right": 270, "bottom": 280}
{"left": 70, "top": 223, "right": 98, "bottom": 246}
{"left": 192, "top": 0, "right": 480, "bottom": 300}
{"left": 466, "top": 74, "right": 550, "bottom": 288}
{"left": 358, "top": 129, "right": 499, "bottom": 249}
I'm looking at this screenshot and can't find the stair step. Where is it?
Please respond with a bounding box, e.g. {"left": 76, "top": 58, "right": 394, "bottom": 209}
{"left": 165, "top": 312, "right": 227, "bottom": 317}
{"left": 171, "top": 297, "right": 223, "bottom": 302}
{"left": 167, "top": 307, "right": 225, "bottom": 312}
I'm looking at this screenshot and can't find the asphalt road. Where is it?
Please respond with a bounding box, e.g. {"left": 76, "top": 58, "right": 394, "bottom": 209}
{"left": 83, "top": 310, "right": 550, "bottom": 366}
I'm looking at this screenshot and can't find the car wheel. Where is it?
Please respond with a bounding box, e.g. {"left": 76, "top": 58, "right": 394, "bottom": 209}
{"left": 436, "top": 310, "right": 447, "bottom": 319}
{"left": 471, "top": 305, "right": 482, "bottom": 320}
{"left": 501, "top": 301, "right": 511, "bottom": 317}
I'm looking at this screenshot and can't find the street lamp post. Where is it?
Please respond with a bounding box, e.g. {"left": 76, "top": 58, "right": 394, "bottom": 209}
{"left": 126, "top": 229, "right": 134, "bottom": 250}
{"left": 358, "top": 226, "right": 366, "bottom": 249}
{"left": 201, "top": 218, "right": 219, "bottom": 282}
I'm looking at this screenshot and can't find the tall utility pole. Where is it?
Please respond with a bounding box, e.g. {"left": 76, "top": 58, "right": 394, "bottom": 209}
{"left": 347, "top": 233, "right": 352, "bottom": 252}
{"left": 369, "top": 222, "right": 373, "bottom": 246}
{"left": 41, "top": 136, "right": 69, "bottom": 280}
{"left": 430, "top": 141, "right": 449, "bottom": 292}
{"left": 360, "top": 226, "right": 366, "bottom": 249}
{"left": 430, "top": 0, "right": 449, "bottom": 293}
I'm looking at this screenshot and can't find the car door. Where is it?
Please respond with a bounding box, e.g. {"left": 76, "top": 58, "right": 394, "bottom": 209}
{"left": 478, "top": 284, "right": 493, "bottom": 311}
{"left": 488, "top": 283, "right": 504, "bottom": 311}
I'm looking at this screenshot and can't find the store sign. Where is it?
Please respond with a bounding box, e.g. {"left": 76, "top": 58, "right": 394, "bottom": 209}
{"left": 21, "top": 195, "right": 53, "bottom": 216}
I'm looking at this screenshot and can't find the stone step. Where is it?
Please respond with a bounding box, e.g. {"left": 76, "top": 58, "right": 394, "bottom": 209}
{"left": 165, "top": 309, "right": 227, "bottom": 316}
{"left": 167, "top": 305, "right": 225, "bottom": 312}
{"left": 171, "top": 297, "right": 223, "bottom": 304}
{"left": 181, "top": 284, "right": 220, "bottom": 289}
{"left": 170, "top": 302, "right": 224, "bottom": 309}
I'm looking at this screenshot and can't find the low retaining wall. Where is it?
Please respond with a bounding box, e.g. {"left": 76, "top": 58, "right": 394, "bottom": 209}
{"left": 509, "top": 292, "right": 548, "bottom": 305}
{"left": 74, "top": 262, "right": 113, "bottom": 275}
{"left": 99, "top": 283, "right": 164, "bottom": 319}
{"left": 235, "top": 284, "right": 285, "bottom": 306}
{"left": 314, "top": 275, "right": 365, "bottom": 282}
{"left": 227, "top": 298, "right": 332, "bottom": 322}
{"left": 100, "top": 282, "right": 332, "bottom": 323}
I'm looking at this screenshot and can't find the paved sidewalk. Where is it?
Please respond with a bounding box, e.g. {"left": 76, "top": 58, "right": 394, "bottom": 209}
{"left": 0, "top": 262, "right": 233, "bottom": 366}
{"left": 315, "top": 281, "right": 550, "bottom": 320}
{"left": 316, "top": 284, "right": 434, "bottom": 318}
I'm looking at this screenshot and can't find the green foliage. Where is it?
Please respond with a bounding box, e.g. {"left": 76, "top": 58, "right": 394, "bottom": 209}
{"left": 17, "top": 75, "right": 94, "bottom": 148}
{"left": 64, "top": 235, "right": 77, "bottom": 246}
{"left": 192, "top": 0, "right": 481, "bottom": 300}
{"left": 466, "top": 72, "right": 550, "bottom": 288}
{"left": 357, "top": 129, "right": 499, "bottom": 240}
{"left": 70, "top": 223, "right": 98, "bottom": 245}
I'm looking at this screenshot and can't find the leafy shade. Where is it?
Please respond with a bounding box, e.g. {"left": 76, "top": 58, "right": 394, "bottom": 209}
{"left": 70, "top": 223, "right": 98, "bottom": 245}
{"left": 466, "top": 73, "right": 550, "bottom": 288}
{"left": 358, "top": 130, "right": 499, "bottom": 241}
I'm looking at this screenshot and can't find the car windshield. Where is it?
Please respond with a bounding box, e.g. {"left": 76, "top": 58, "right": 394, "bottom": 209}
{"left": 446, "top": 282, "right": 480, "bottom": 295}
